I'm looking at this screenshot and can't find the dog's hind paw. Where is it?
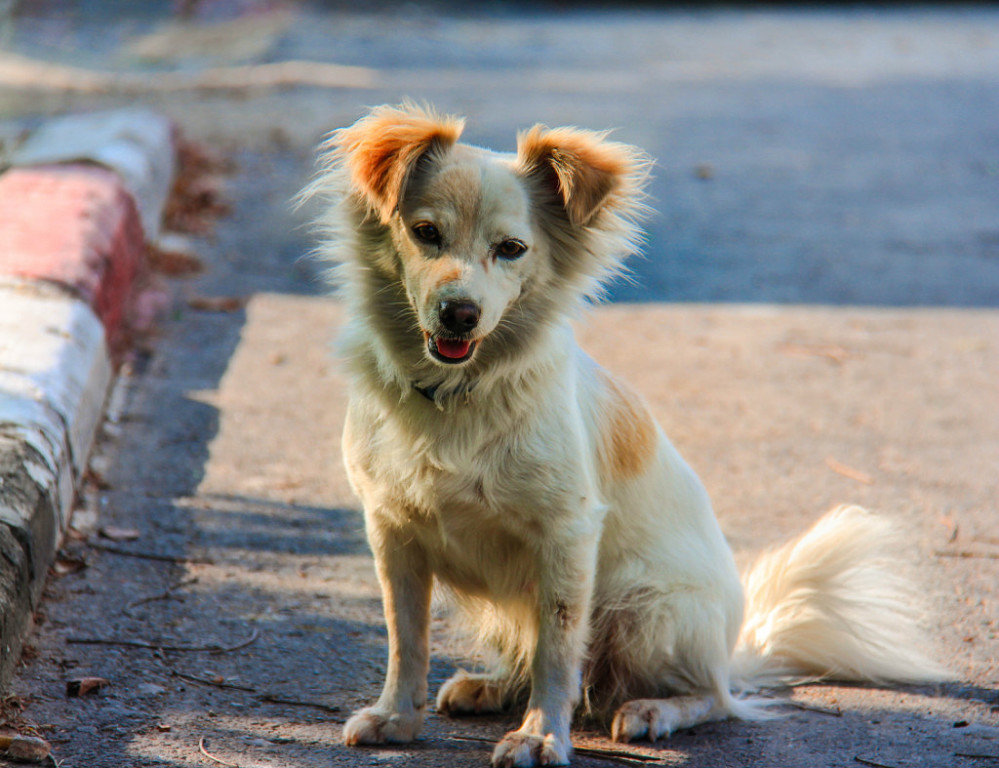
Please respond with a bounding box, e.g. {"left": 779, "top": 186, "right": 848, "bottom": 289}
{"left": 491, "top": 731, "right": 570, "bottom": 767}
{"left": 610, "top": 696, "right": 716, "bottom": 742}
{"left": 436, "top": 670, "right": 508, "bottom": 716}
{"left": 343, "top": 706, "right": 422, "bottom": 745}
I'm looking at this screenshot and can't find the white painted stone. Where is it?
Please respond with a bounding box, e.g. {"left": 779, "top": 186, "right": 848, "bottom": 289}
{"left": 10, "top": 108, "right": 175, "bottom": 240}
{"left": 0, "top": 283, "right": 112, "bottom": 534}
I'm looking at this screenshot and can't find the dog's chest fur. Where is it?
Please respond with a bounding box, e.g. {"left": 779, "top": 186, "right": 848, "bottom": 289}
{"left": 344, "top": 374, "right": 598, "bottom": 599}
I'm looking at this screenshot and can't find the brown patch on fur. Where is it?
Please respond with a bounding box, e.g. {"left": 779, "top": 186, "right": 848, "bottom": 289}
{"left": 516, "top": 125, "right": 635, "bottom": 226}
{"left": 433, "top": 263, "right": 463, "bottom": 287}
{"left": 334, "top": 103, "right": 465, "bottom": 222}
{"left": 597, "top": 370, "right": 657, "bottom": 481}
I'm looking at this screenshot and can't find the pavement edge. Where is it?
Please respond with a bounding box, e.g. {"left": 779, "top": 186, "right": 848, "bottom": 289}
{"left": 0, "top": 109, "right": 176, "bottom": 685}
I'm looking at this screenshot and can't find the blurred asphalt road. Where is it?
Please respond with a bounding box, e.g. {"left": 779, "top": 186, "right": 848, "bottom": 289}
{"left": 2, "top": 1, "right": 998, "bottom": 305}
{"left": 0, "top": 4, "right": 996, "bottom": 767}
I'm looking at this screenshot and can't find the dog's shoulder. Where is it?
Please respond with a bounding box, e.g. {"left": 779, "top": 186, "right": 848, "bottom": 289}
{"left": 574, "top": 351, "right": 660, "bottom": 487}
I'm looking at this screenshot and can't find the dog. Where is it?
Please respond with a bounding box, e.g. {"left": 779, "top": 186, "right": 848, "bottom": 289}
{"left": 305, "top": 103, "right": 947, "bottom": 767}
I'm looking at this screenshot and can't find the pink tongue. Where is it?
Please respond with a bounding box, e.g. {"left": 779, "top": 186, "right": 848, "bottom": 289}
{"left": 435, "top": 338, "right": 471, "bottom": 359}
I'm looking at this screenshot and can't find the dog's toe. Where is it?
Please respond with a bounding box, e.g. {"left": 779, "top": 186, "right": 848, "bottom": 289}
{"left": 611, "top": 696, "right": 717, "bottom": 742}
{"left": 491, "top": 731, "right": 570, "bottom": 767}
{"left": 343, "top": 706, "right": 421, "bottom": 745}
{"left": 437, "top": 670, "right": 507, "bottom": 716}
{"left": 610, "top": 700, "right": 653, "bottom": 743}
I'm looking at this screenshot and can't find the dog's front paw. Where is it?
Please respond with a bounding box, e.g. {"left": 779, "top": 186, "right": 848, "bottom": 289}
{"left": 491, "top": 730, "right": 571, "bottom": 767}
{"left": 343, "top": 706, "right": 422, "bottom": 745}
{"left": 437, "top": 670, "right": 507, "bottom": 716}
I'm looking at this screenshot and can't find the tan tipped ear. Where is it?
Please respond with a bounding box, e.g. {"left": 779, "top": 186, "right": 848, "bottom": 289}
{"left": 334, "top": 103, "right": 464, "bottom": 222}
{"left": 517, "top": 125, "right": 642, "bottom": 227}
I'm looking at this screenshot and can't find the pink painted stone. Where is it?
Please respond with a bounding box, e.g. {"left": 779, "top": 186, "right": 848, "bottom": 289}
{"left": 0, "top": 164, "right": 147, "bottom": 355}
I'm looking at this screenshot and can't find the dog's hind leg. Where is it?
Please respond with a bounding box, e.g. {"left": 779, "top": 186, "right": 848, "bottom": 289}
{"left": 610, "top": 695, "right": 723, "bottom": 742}
{"left": 436, "top": 670, "right": 514, "bottom": 716}
{"left": 600, "top": 588, "right": 754, "bottom": 743}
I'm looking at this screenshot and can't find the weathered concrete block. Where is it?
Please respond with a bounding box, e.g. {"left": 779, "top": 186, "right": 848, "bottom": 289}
{"left": 10, "top": 108, "right": 176, "bottom": 242}
{"left": 0, "top": 166, "right": 147, "bottom": 355}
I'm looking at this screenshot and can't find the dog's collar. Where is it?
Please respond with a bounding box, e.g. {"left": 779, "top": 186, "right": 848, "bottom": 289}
{"left": 413, "top": 382, "right": 440, "bottom": 402}
{"left": 412, "top": 380, "right": 476, "bottom": 405}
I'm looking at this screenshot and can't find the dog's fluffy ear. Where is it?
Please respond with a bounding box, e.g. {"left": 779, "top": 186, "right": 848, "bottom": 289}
{"left": 517, "top": 126, "right": 645, "bottom": 227}
{"left": 334, "top": 103, "right": 465, "bottom": 222}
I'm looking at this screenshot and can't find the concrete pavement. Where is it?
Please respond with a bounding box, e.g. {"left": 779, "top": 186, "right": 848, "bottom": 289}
{"left": 6, "top": 286, "right": 996, "bottom": 767}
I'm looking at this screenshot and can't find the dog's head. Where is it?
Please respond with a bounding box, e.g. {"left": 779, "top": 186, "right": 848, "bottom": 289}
{"left": 325, "top": 103, "right": 649, "bottom": 374}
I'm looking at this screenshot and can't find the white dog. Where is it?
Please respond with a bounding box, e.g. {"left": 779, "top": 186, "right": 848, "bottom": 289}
{"left": 306, "top": 103, "right": 946, "bottom": 767}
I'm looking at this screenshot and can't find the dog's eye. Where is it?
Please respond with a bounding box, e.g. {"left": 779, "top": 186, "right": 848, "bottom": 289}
{"left": 495, "top": 239, "right": 527, "bottom": 260}
{"left": 412, "top": 222, "right": 442, "bottom": 246}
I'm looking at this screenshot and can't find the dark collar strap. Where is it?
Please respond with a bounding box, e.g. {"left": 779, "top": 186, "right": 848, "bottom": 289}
{"left": 413, "top": 382, "right": 439, "bottom": 402}
{"left": 413, "top": 380, "right": 476, "bottom": 404}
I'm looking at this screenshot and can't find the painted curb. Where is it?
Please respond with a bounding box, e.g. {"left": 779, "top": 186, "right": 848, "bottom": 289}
{"left": 0, "top": 109, "right": 175, "bottom": 685}
{"left": 0, "top": 164, "right": 147, "bottom": 356}
{"left": 11, "top": 108, "right": 176, "bottom": 242}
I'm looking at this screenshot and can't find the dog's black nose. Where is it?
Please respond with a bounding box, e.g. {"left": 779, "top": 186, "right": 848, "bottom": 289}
{"left": 439, "top": 300, "right": 480, "bottom": 335}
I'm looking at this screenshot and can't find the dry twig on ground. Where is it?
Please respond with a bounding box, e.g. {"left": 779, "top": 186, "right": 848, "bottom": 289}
{"left": 67, "top": 628, "right": 258, "bottom": 653}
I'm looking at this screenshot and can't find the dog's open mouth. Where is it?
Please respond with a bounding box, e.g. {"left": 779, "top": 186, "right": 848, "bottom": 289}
{"left": 427, "top": 334, "right": 477, "bottom": 364}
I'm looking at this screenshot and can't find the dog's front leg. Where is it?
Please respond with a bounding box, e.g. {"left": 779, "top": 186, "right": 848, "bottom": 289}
{"left": 343, "top": 520, "right": 431, "bottom": 746}
{"left": 492, "top": 537, "right": 597, "bottom": 768}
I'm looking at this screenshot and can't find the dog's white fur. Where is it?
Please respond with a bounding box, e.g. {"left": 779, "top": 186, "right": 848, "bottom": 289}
{"left": 306, "top": 103, "right": 947, "bottom": 767}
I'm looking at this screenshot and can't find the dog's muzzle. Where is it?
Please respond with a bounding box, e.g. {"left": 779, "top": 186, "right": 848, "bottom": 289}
{"left": 439, "top": 299, "right": 480, "bottom": 335}
{"left": 428, "top": 299, "right": 480, "bottom": 364}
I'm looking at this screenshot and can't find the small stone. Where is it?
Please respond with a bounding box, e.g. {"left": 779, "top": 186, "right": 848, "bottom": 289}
{"left": 694, "top": 163, "right": 715, "bottom": 180}
{"left": 66, "top": 676, "right": 109, "bottom": 697}
{"left": 0, "top": 735, "right": 51, "bottom": 763}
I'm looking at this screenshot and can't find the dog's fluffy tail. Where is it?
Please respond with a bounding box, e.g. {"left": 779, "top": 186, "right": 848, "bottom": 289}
{"left": 731, "top": 505, "right": 951, "bottom": 690}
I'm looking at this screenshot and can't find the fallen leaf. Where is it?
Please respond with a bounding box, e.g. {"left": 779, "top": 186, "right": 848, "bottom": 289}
{"left": 0, "top": 734, "right": 51, "bottom": 763}
{"left": 83, "top": 467, "right": 111, "bottom": 490}
{"left": 147, "top": 242, "right": 204, "bottom": 276}
{"left": 825, "top": 457, "right": 874, "bottom": 485}
{"left": 779, "top": 342, "right": 853, "bottom": 365}
{"left": 187, "top": 296, "right": 245, "bottom": 313}
{"left": 17, "top": 644, "right": 39, "bottom": 665}
{"left": 52, "top": 554, "right": 87, "bottom": 576}
{"left": 937, "top": 513, "right": 960, "bottom": 542}
{"left": 163, "top": 137, "right": 233, "bottom": 236}
{"left": 99, "top": 526, "right": 141, "bottom": 543}
{"left": 694, "top": 163, "right": 715, "bottom": 180}
{"left": 63, "top": 527, "right": 90, "bottom": 542}
{"left": 66, "top": 677, "right": 109, "bottom": 697}
{"left": 0, "top": 696, "right": 31, "bottom": 733}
